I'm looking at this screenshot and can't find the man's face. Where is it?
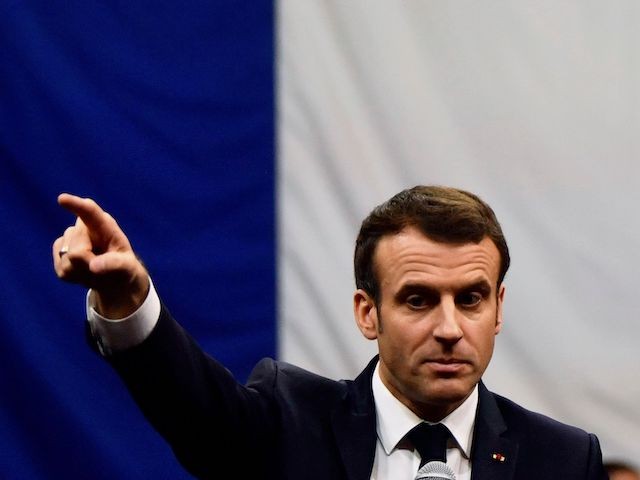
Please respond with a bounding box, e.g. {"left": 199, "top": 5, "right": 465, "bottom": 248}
{"left": 354, "top": 226, "right": 505, "bottom": 421}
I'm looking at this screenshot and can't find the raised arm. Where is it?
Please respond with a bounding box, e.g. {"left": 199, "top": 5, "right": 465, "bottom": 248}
{"left": 52, "top": 193, "right": 149, "bottom": 319}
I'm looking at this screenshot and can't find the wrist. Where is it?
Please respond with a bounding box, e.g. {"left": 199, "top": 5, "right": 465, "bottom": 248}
{"left": 94, "top": 274, "right": 150, "bottom": 320}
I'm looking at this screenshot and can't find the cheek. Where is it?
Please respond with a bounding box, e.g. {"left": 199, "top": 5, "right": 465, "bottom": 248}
{"left": 473, "top": 327, "right": 497, "bottom": 362}
{"left": 378, "top": 322, "right": 418, "bottom": 362}
{"left": 385, "top": 328, "right": 430, "bottom": 374}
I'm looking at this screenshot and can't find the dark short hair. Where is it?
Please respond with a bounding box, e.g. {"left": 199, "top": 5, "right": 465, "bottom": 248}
{"left": 354, "top": 185, "right": 510, "bottom": 301}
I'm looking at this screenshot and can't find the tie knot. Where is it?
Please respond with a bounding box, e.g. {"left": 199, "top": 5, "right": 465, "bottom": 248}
{"left": 407, "top": 422, "right": 450, "bottom": 466}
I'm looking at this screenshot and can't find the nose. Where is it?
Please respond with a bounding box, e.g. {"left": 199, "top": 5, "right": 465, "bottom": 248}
{"left": 432, "top": 297, "right": 463, "bottom": 344}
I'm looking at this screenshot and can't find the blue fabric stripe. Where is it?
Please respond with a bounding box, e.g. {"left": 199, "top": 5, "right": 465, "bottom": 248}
{"left": 0, "top": 1, "right": 275, "bottom": 478}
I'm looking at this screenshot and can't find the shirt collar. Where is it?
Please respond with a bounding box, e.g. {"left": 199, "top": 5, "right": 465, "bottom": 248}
{"left": 372, "top": 361, "right": 477, "bottom": 459}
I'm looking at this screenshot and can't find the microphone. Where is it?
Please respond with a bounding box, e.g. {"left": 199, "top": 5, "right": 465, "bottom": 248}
{"left": 415, "top": 461, "right": 456, "bottom": 480}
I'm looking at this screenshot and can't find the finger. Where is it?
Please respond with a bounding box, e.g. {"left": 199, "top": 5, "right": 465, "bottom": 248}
{"left": 54, "top": 241, "right": 93, "bottom": 286}
{"left": 52, "top": 229, "right": 77, "bottom": 272}
{"left": 52, "top": 236, "right": 66, "bottom": 276}
{"left": 58, "top": 193, "right": 130, "bottom": 251}
{"left": 53, "top": 219, "right": 98, "bottom": 283}
{"left": 58, "top": 194, "right": 115, "bottom": 241}
{"left": 60, "top": 222, "right": 94, "bottom": 261}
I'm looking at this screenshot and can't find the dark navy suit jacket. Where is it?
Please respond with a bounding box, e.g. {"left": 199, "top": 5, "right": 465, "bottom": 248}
{"left": 100, "top": 304, "right": 607, "bottom": 479}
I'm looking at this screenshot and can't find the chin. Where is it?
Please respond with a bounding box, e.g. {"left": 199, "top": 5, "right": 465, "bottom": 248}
{"left": 426, "top": 380, "right": 473, "bottom": 405}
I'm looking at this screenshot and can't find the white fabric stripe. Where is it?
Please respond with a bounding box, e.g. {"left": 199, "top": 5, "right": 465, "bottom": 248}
{"left": 278, "top": 0, "right": 640, "bottom": 464}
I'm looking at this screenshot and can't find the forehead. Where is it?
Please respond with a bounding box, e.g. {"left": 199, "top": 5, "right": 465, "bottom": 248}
{"left": 374, "top": 227, "right": 501, "bottom": 289}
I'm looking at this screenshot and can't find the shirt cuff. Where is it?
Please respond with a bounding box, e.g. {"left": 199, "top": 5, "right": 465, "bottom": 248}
{"left": 86, "top": 277, "right": 160, "bottom": 355}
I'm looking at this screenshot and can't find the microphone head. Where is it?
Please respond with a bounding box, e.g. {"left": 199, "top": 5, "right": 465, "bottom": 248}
{"left": 415, "top": 461, "right": 456, "bottom": 480}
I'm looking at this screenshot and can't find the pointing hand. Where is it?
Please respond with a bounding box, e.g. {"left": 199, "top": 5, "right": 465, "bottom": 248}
{"left": 53, "top": 193, "right": 149, "bottom": 318}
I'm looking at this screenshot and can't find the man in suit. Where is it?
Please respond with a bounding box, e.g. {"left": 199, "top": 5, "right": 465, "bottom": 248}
{"left": 53, "top": 185, "right": 607, "bottom": 479}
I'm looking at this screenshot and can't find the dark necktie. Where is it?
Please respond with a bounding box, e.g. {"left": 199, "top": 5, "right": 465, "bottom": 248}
{"left": 407, "top": 422, "right": 451, "bottom": 467}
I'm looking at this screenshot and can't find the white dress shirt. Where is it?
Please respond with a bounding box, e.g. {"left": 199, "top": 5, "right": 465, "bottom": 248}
{"left": 371, "top": 361, "right": 476, "bottom": 480}
{"left": 86, "top": 278, "right": 160, "bottom": 355}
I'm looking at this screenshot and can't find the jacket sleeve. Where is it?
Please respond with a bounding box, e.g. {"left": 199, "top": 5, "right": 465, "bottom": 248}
{"left": 93, "top": 303, "right": 279, "bottom": 479}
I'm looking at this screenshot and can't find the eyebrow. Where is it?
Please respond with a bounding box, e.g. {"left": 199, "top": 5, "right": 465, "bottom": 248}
{"left": 395, "top": 279, "right": 493, "bottom": 300}
{"left": 459, "top": 280, "right": 492, "bottom": 297}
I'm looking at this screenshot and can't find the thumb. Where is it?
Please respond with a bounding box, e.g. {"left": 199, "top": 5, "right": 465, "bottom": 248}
{"left": 89, "top": 251, "right": 140, "bottom": 276}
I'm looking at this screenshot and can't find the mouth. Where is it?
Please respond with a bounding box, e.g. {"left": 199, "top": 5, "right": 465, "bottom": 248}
{"left": 423, "top": 358, "right": 470, "bottom": 374}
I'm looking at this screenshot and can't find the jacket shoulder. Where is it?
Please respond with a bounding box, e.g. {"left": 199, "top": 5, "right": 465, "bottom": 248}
{"left": 492, "top": 391, "right": 594, "bottom": 439}
{"left": 247, "top": 358, "right": 349, "bottom": 401}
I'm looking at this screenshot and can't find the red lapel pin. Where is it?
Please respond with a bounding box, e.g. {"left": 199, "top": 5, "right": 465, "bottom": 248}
{"left": 492, "top": 453, "right": 506, "bottom": 463}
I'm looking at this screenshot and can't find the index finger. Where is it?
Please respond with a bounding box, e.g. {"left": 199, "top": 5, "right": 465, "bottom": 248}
{"left": 57, "top": 193, "right": 111, "bottom": 234}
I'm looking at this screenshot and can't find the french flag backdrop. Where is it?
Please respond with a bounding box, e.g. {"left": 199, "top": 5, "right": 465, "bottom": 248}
{"left": 2, "top": 1, "right": 639, "bottom": 478}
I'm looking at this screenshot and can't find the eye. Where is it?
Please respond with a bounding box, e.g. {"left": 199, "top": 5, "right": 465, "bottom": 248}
{"left": 406, "top": 294, "right": 428, "bottom": 309}
{"left": 457, "top": 291, "right": 483, "bottom": 308}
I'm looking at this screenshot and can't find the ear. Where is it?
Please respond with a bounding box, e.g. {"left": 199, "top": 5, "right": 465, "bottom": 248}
{"left": 494, "top": 283, "right": 506, "bottom": 335}
{"left": 353, "top": 289, "right": 379, "bottom": 340}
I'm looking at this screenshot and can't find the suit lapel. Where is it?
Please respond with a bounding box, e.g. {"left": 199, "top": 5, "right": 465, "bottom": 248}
{"left": 331, "top": 357, "right": 378, "bottom": 480}
{"left": 471, "top": 383, "right": 519, "bottom": 480}
{"left": 329, "top": 364, "right": 521, "bottom": 480}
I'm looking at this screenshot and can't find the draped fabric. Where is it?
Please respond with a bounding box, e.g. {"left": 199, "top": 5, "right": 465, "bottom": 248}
{"left": 2, "top": 1, "right": 639, "bottom": 478}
